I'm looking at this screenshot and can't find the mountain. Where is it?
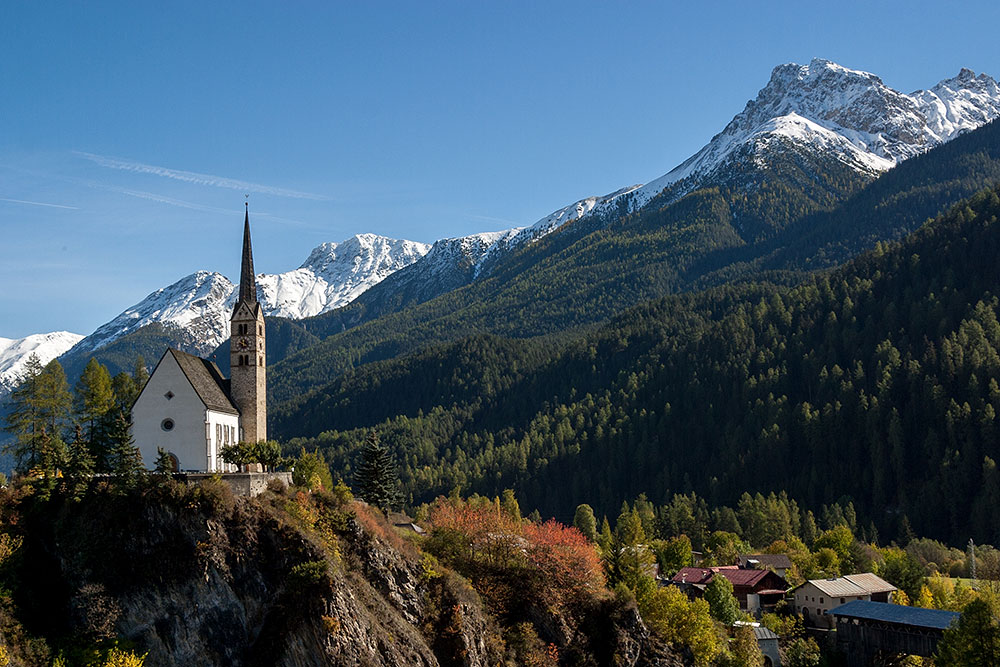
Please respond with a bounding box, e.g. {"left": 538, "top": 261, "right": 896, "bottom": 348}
{"left": 293, "top": 60, "right": 1000, "bottom": 348}
{"left": 257, "top": 233, "right": 430, "bottom": 319}
{"left": 312, "top": 187, "right": 644, "bottom": 329}
{"left": 588, "top": 59, "right": 1000, "bottom": 225}
{"left": 59, "top": 234, "right": 429, "bottom": 364}
{"left": 281, "top": 182, "right": 1000, "bottom": 545}
{"left": 268, "top": 82, "right": 1000, "bottom": 405}
{"left": 0, "top": 331, "right": 84, "bottom": 393}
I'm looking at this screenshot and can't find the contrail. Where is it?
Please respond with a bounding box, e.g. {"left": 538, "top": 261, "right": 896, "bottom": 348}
{"left": 0, "top": 197, "right": 79, "bottom": 210}
{"left": 75, "top": 151, "right": 331, "bottom": 201}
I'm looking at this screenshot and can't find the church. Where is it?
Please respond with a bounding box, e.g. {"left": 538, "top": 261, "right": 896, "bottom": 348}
{"left": 132, "top": 204, "right": 267, "bottom": 472}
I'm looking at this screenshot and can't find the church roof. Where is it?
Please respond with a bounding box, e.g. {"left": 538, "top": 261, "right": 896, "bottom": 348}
{"left": 168, "top": 348, "right": 239, "bottom": 415}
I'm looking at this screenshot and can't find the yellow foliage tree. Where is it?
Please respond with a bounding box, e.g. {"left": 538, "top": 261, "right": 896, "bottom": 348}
{"left": 915, "top": 585, "right": 935, "bottom": 609}
{"left": 639, "top": 585, "right": 721, "bottom": 666}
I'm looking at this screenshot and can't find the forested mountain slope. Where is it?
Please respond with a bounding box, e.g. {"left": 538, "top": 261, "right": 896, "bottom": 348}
{"left": 269, "top": 118, "right": 1000, "bottom": 407}
{"left": 282, "top": 184, "right": 1000, "bottom": 546}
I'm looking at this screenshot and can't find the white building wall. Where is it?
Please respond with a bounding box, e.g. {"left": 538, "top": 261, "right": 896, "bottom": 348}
{"left": 206, "top": 409, "right": 240, "bottom": 472}
{"left": 794, "top": 582, "right": 870, "bottom": 629}
{"left": 132, "top": 352, "right": 238, "bottom": 472}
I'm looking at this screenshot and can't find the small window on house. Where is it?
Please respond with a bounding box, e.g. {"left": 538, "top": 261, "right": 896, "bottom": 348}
{"left": 161, "top": 418, "right": 174, "bottom": 432}
{"left": 820, "top": 597, "right": 824, "bottom": 604}
{"left": 259, "top": 357, "right": 263, "bottom": 366}
{"left": 258, "top": 325, "right": 262, "bottom": 334}
{"left": 841, "top": 597, "right": 845, "bottom": 604}
{"left": 164, "top": 391, "right": 174, "bottom": 400}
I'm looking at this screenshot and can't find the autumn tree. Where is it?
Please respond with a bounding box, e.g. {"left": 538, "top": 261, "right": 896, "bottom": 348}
{"left": 728, "top": 624, "right": 764, "bottom": 667}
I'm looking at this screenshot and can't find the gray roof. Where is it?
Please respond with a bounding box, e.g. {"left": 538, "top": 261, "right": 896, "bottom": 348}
{"left": 741, "top": 553, "right": 792, "bottom": 569}
{"left": 752, "top": 626, "right": 780, "bottom": 641}
{"left": 844, "top": 573, "right": 898, "bottom": 594}
{"left": 169, "top": 349, "right": 239, "bottom": 415}
{"left": 799, "top": 573, "right": 896, "bottom": 597}
{"left": 830, "top": 601, "right": 959, "bottom": 630}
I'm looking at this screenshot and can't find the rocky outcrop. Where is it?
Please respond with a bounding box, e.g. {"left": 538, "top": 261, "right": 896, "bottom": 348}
{"left": 0, "top": 481, "right": 673, "bottom": 666}
{"left": 3, "top": 482, "right": 508, "bottom": 667}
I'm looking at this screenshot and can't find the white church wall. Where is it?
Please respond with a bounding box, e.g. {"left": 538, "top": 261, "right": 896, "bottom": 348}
{"left": 132, "top": 352, "right": 230, "bottom": 472}
{"left": 206, "top": 409, "right": 241, "bottom": 472}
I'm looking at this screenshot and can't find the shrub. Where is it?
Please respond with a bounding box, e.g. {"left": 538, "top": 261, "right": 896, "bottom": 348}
{"left": 288, "top": 559, "right": 332, "bottom": 595}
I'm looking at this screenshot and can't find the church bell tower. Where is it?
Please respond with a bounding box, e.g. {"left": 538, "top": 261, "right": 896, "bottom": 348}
{"left": 230, "top": 202, "right": 266, "bottom": 443}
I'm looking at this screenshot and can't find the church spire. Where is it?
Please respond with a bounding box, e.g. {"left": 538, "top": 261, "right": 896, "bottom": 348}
{"left": 239, "top": 202, "right": 257, "bottom": 304}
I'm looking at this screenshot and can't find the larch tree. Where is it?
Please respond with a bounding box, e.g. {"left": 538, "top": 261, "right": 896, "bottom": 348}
{"left": 75, "top": 358, "right": 115, "bottom": 460}
{"left": 573, "top": 504, "right": 598, "bottom": 542}
{"left": 3, "top": 356, "right": 72, "bottom": 474}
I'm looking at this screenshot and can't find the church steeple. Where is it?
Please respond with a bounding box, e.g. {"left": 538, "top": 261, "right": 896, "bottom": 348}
{"left": 230, "top": 202, "right": 267, "bottom": 446}
{"left": 239, "top": 202, "right": 257, "bottom": 305}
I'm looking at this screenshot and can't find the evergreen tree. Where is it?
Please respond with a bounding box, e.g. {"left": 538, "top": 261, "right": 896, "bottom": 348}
{"left": 573, "top": 504, "right": 598, "bottom": 541}
{"left": 3, "top": 356, "right": 72, "bottom": 473}
{"left": 353, "top": 432, "right": 402, "bottom": 511}
{"left": 154, "top": 447, "right": 176, "bottom": 474}
{"left": 106, "top": 411, "right": 144, "bottom": 489}
{"left": 65, "top": 424, "right": 95, "bottom": 501}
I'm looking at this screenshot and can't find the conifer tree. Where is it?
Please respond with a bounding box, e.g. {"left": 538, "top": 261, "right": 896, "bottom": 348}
{"left": 573, "top": 504, "right": 598, "bottom": 542}
{"left": 353, "top": 431, "right": 402, "bottom": 512}
{"left": 65, "top": 424, "right": 95, "bottom": 501}
{"left": 154, "top": 447, "right": 176, "bottom": 474}
{"left": 76, "top": 358, "right": 115, "bottom": 467}
{"left": 3, "top": 356, "right": 72, "bottom": 473}
{"left": 106, "top": 411, "right": 144, "bottom": 489}
{"left": 500, "top": 489, "right": 521, "bottom": 522}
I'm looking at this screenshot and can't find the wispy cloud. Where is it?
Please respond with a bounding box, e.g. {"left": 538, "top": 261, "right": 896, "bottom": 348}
{"left": 85, "top": 182, "right": 317, "bottom": 227}
{"left": 0, "top": 197, "right": 79, "bottom": 210}
{"left": 74, "top": 151, "right": 331, "bottom": 201}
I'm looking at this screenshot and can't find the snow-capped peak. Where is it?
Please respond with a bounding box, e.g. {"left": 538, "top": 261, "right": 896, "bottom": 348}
{"left": 68, "top": 234, "right": 431, "bottom": 357}
{"left": 605, "top": 59, "right": 1000, "bottom": 214}
{"left": 258, "top": 234, "right": 431, "bottom": 319}
{"left": 0, "top": 331, "right": 85, "bottom": 393}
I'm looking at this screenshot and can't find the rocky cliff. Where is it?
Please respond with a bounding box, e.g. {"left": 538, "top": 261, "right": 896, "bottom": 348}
{"left": 0, "top": 480, "right": 680, "bottom": 666}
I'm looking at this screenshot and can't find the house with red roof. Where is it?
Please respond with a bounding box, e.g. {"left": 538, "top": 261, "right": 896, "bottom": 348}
{"left": 671, "top": 565, "right": 788, "bottom": 614}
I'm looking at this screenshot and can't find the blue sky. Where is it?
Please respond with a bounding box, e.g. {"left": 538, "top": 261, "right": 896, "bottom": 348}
{"left": 2, "top": 1, "right": 999, "bottom": 338}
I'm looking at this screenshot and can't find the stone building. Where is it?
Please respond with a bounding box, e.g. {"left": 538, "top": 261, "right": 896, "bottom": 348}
{"left": 132, "top": 204, "right": 267, "bottom": 471}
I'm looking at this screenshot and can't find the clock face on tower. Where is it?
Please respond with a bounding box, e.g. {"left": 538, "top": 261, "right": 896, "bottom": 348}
{"left": 238, "top": 337, "right": 250, "bottom": 350}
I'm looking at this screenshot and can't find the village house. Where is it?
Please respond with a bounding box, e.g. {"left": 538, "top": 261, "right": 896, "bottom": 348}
{"left": 671, "top": 565, "right": 788, "bottom": 614}
{"left": 792, "top": 573, "right": 897, "bottom": 629}
{"left": 738, "top": 553, "right": 793, "bottom": 579}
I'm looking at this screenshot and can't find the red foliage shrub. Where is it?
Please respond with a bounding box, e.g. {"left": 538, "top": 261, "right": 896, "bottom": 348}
{"left": 523, "top": 520, "right": 605, "bottom": 605}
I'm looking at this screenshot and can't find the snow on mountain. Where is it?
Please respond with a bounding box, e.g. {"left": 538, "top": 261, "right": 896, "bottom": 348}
{"left": 75, "top": 270, "right": 238, "bottom": 357}
{"left": 30, "top": 60, "right": 1000, "bottom": 368}
{"left": 70, "top": 234, "right": 430, "bottom": 357}
{"left": 403, "top": 186, "right": 645, "bottom": 288}
{"left": 258, "top": 234, "right": 430, "bottom": 319}
{"left": 0, "top": 331, "right": 85, "bottom": 394}
{"left": 591, "top": 59, "right": 1000, "bottom": 217}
